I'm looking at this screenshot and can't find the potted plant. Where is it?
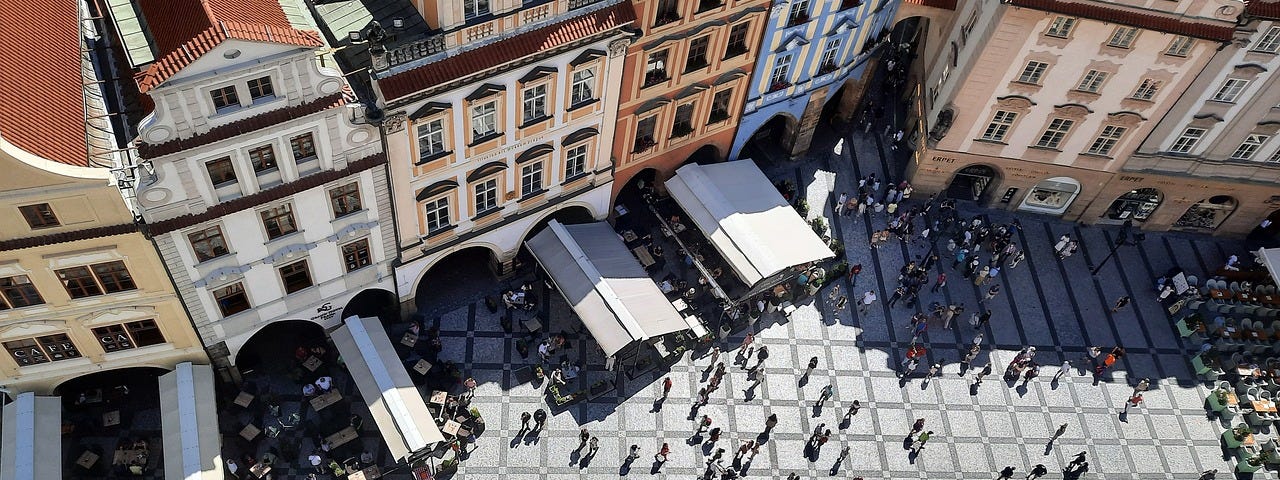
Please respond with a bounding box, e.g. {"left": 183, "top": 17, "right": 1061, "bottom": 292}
{"left": 795, "top": 199, "right": 809, "bottom": 218}
{"left": 534, "top": 365, "right": 544, "bottom": 380}
{"left": 810, "top": 217, "right": 828, "bottom": 236}
{"left": 1225, "top": 424, "right": 1251, "bottom": 448}
{"left": 439, "top": 458, "right": 459, "bottom": 475}
{"left": 1238, "top": 453, "right": 1264, "bottom": 472}
{"left": 769, "top": 80, "right": 792, "bottom": 92}
{"left": 1209, "top": 387, "right": 1230, "bottom": 411}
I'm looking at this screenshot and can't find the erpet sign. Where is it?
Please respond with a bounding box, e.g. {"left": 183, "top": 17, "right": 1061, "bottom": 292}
{"left": 311, "top": 302, "right": 341, "bottom": 323}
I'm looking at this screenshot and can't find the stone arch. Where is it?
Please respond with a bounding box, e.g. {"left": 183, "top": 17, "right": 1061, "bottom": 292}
{"left": 52, "top": 365, "right": 170, "bottom": 397}
{"left": 230, "top": 319, "right": 327, "bottom": 369}
{"left": 340, "top": 288, "right": 400, "bottom": 327}
{"left": 741, "top": 113, "right": 800, "bottom": 163}
{"left": 945, "top": 163, "right": 1004, "bottom": 204}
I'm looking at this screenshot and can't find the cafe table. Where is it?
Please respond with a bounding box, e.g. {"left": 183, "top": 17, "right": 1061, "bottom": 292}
{"left": 240, "top": 424, "right": 261, "bottom": 441}
{"left": 233, "top": 391, "right": 255, "bottom": 408}
{"left": 309, "top": 390, "right": 342, "bottom": 411}
{"left": 1254, "top": 400, "right": 1279, "bottom": 414}
{"left": 76, "top": 450, "right": 99, "bottom": 469}
{"left": 112, "top": 449, "right": 145, "bottom": 465}
{"left": 413, "top": 359, "right": 433, "bottom": 375}
{"left": 103, "top": 410, "right": 120, "bottom": 427}
{"left": 325, "top": 426, "right": 359, "bottom": 449}
{"left": 442, "top": 420, "right": 462, "bottom": 436}
{"left": 401, "top": 332, "right": 418, "bottom": 347}
{"left": 349, "top": 466, "right": 382, "bottom": 480}
{"left": 250, "top": 463, "right": 272, "bottom": 478}
{"left": 429, "top": 390, "right": 448, "bottom": 405}
{"left": 303, "top": 356, "right": 323, "bottom": 372}
{"left": 1211, "top": 289, "right": 1231, "bottom": 300}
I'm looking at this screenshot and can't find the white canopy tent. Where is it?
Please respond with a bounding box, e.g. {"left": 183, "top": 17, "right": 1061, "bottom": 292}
{"left": 159, "top": 363, "right": 223, "bottom": 480}
{"left": 0, "top": 393, "right": 60, "bottom": 480}
{"left": 1256, "top": 248, "right": 1280, "bottom": 285}
{"left": 331, "top": 316, "right": 444, "bottom": 461}
{"left": 525, "top": 221, "right": 689, "bottom": 359}
{"left": 664, "top": 161, "right": 834, "bottom": 286}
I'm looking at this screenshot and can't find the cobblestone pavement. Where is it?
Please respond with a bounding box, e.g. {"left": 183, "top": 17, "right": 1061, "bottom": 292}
{"left": 425, "top": 119, "right": 1257, "bottom": 479}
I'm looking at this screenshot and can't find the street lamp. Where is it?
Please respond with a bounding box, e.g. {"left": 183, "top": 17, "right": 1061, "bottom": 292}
{"left": 1090, "top": 220, "right": 1146, "bottom": 275}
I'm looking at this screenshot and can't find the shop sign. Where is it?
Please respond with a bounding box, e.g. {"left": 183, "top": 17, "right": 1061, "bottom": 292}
{"left": 1000, "top": 187, "right": 1018, "bottom": 203}
{"left": 311, "top": 302, "right": 341, "bottom": 323}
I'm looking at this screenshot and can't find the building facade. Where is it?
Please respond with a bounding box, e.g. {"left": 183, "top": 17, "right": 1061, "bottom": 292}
{"left": 107, "top": 0, "right": 394, "bottom": 376}
{"left": 906, "top": 0, "right": 1239, "bottom": 226}
{"left": 730, "top": 0, "right": 899, "bottom": 162}
{"left": 1116, "top": 1, "right": 1280, "bottom": 236}
{"left": 610, "top": 0, "right": 770, "bottom": 195}
{"left": 0, "top": 0, "right": 206, "bottom": 394}
{"left": 326, "top": 0, "right": 636, "bottom": 310}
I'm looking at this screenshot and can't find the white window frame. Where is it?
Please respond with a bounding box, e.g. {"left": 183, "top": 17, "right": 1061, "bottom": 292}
{"left": 474, "top": 178, "right": 499, "bottom": 214}
{"left": 1255, "top": 26, "right": 1280, "bottom": 53}
{"left": 570, "top": 67, "right": 596, "bottom": 105}
{"left": 464, "top": 0, "right": 490, "bottom": 20}
{"left": 982, "top": 110, "right": 1017, "bottom": 142}
{"left": 471, "top": 101, "right": 498, "bottom": 139}
{"left": 1132, "top": 78, "right": 1160, "bottom": 101}
{"left": 1212, "top": 78, "right": 1250, "bottom": 103}
{"left": 522, "top": 84, "right": 547, "bottom": 123}
{"left": 566, "top": 144, "right": 588, "bottom": 179}
{"left": 1087, "top": 126, "right": 1127, "bottom": 156}
{"left": 520, "top": 162, "right": 544, "bottom": 196}
{"left": 424, "top": 197, "right": 451, "bottom": 233}
{"left": 770, "top": 54, "right": 793, "bottom": 86}
{"left": 1045, "top": 16, "right": 1075, "bottom": 38}
{"left": 1035, "top": 118, "right": 1074, "bottom": 149}
{"left": 1017, "top": 61, "right": 1048, "bottom": 84}
{"left": 820, "top": 38, "right": 842, "bottom": 68}
{"left": 1107, "top": 26, "right": 1139, "bottom": 48}
{"left": 1170, "top": 127, "right": 1206, "bottom": 153}
{"left": 1076, "top": 70, "right": 1108, "bottom": 93}
{"left": 417, "top": 118, "right": 446, "bottom": 159}
{"left": 1165, "top": 36, "right": 1194, "bottom": 56}
{"left": 1231, "top": 134, "right": 1271, "bottom": 160}
{"left": 1268, "top": 149, "right": 1280, "bottom": 163}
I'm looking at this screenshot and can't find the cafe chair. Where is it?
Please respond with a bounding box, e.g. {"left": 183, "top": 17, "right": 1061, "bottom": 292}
{"left": 1232, "top": 281, "right": 1243, "bottom": 292}
{"left": 1187, "top": 275, "right": 1199, "bottom": 286}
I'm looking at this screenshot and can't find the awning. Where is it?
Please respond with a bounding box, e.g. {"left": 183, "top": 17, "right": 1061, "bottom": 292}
{"left": 665, "top": 161, "right": 835, "bottom": 286}
{"left": 159, "top": 363, "right": 223, "bottom": 480}
{"left": 331, "top": 316, "right": 444, "bottom": 461}
{"left": 1256, "top": 248, "right": 1280, "bottom": 285}
{"left": 0, "top": 393, "right": 60, "bottom": 480}
{"left": 525, "top": 221, "right": 689, "bottom": 357}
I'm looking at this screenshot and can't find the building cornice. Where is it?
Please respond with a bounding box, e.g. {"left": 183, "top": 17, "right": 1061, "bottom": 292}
{"left": 1007, "top": 0, "right": 1234, "bottom": 42}
{"left": 137, "top": 94, "right": 348, "bottom": 159}
{"left": 0, "top": 223, "right": 140, "bottom": 252}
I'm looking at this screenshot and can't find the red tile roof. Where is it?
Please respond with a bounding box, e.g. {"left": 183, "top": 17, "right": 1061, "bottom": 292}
{"left": 1009, "top": 0, "right": 1235, "bottom": 41}
{"left": 1248, "top": 1, "right": 1280, "bottom": 20}
{"left": 0, "top": 224, "right": 139, "bottom": 252}
{"left": 379, "top": 3, "right": 637, "bottom": 101}
{"left": 0, "top": 0, "right": 91, "bottom": 166}
{"left": 137, "top": 93, "right": 346, "bottom": 159}
{"left": 134, "top": 0, "right": 323, "bottom": 93}
{"left": 903, "top": 0, "right": 957, "bottom": 10}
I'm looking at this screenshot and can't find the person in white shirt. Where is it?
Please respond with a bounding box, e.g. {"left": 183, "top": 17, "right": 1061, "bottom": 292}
{"left": 315, "top": 376, "right": 333, "bottom": 392}
{"left": 302, "top": 383, "right": 317, "bottom": 397}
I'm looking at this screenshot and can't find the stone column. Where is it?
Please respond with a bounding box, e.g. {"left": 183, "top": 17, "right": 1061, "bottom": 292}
{"left": 790, "top": 86, "right": 830, "bottom": 160}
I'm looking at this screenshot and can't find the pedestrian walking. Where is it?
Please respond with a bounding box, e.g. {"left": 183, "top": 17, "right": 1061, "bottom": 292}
{"left": 859, "top": 290, "right": 877, "bottom": 314}
{"left": 814, "top": 429, "right": 831, "bottom": 451}
{"left": 974, "top": 265, "right": 990, "bottom": 285}
{"left": 628, "top": 444, "right": 640, "bottom": 461}
{"left": 844, "top": 400, "right": 861, "bottom": 419}
{"left": 1051, "top": 423, "right": 1068, "bottom": 442}
{"left": 696, "top": 415, "right": 712, "bottom": 434}
{"left": 1111, "top": 295, "right": 1131, "bottom": 312}
{"left": 713, "top": 362, "right": 726, "bottom": 381}
{"left": 1199, "top": 469, "right": 1219, "bottom": 480}
{"left": 755, "top": 345, "right": 770, "bottom": 369}
{"left": 1134, "top": 377, "right": 1150, "bottom": 395}
{"left": 972, "top": 332, "right": 984, "bottom": 348}
{"left": 520, "top": 411, "right": 531, "bottom": 431}
{"left": 998, "top": 466, "right": 1016, "bottom": 479}
{"left": 1008, "top": 250, "right": 1025, "bottom": 269}
{"left": 1123, "top": 393, "right": 1144, "bottom": 414}
{"left": 707, "top": 427, "right": 721, "bottom": 444}
{"left": 1028, "top": 463, "right": 1048, "bottom": 479}
{"left": 818, "top": 384, "right": 835, "bottom": 406}
{"left": 578, "top": 428, "right": 590, "bottom": 450}
{"left": 912, "top": 430, "right": 932, "bottom": 452}
{"left": 975, "top": 363, "right": 993, "bottom": 385}
{"left": 932, "top": 273, "right": 947, "bottom": 293}
{"left": 1069, "top": 451, "right": 1087, "bottom": 467}
{"left": 588, "top": 436, "right": 599, "bottom": 454}
{"left": 1052, "top": 360, "right": 1071, "bottom": 382}
{"left": 663, "top": 377, "right": 673, "bottom": 396}
{"left": 697, "top": 387, "right": 709, "bottom": 406}
{"left": 987, "top": 265, "right": 1000, "bottom": 284}
{"left": 765, "top": 413, "right": 778, "bottom": 432}
{"left": 910, "top": 418, "right": 925, "bottom": 435}
{"left": 533, "top": 408, "right": 547, "bottom": 430}
{"left": 706, "top": 346, "right": 721, "bottom": 371}
{"left": 656, "top": 442, "right": 670, "bottom": 462}
{"left": 836, "top": 192, "right": 848, "bottom": 215}
{"left": 735, "top": 440, "right": 754, "bottom": 462}
{"left": 806, "top": 356, "right": 819, "bottom": 376}
{"left": 1054, "top": 235, "right": 1070, "bottom": 256}
{"left": 888, "top": 286, "right": 905, "bottom": 307}
{"left": 926, "top": 362, "right": 942, "bottom": 381}
{"left": 741, "top": 333, "right": 755, "bottom": 359}
{"left": 984, "top": 284, "right": 1001, "bottom": 301}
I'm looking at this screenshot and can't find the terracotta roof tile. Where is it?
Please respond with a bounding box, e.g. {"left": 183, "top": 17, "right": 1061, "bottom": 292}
{"left": 137, "top": 93, "right": 345, "bottom": 158}
{"left": 0, "top": 224, "right": 138, "bottom": 252}
{"left": 1009, "top": 0, "right": 1234, "bottom": 41}
{"left": 1248, "top": 1, "right": 1280, "bottom": 20}
{"left": 379, "top": 3, "right": 636, "bottom": 101}
{"left": 134, "top": 0, "right": 324, "bottom": 93}
{"left": 0, "top": 0, "right": 90, "bottom": 166}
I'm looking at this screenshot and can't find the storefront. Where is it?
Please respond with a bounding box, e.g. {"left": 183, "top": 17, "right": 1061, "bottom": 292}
{"left": 1173, "top": 196, "right": 1238, "bottom": 231}
{"left": 1017, "top": 177, "right": 1081, "bottom": 215}
{"left": 1102, "top": 188, "right": 1163, "bottom": 224}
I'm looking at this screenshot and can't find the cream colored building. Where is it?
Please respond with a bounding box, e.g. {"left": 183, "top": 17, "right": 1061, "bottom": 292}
{"left": 0, "top": 1, "right": 206, "bottom": 395}
{"left": 905, "top": 0, "right": 1240, "bottom": 226}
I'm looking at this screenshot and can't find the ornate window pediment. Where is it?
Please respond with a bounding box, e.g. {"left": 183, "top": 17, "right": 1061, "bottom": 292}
{"left": 995, "top": 95, "right": 1036, "bottom": 110}
{"left": 1053, "top": 103, "right": 1092, "bottom": 119}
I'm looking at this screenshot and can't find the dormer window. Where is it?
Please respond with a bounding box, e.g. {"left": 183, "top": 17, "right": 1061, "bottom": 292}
{"left": 247, "top": 77, "right": 274, "bottom": 101}
{"left": 211, "top": 86, "right": 239, "bottom": 111}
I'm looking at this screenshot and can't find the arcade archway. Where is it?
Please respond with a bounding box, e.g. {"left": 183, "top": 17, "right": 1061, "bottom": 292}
{"left": 233, "top": 319, "right": 327, "bottom": 373}
{"left": 414, "top": 246, "right": 502, "bottom": 315}
{"left": 741, "top": 114, "right": 799, "bottom": 163}
{"left": 1249, "top": 208, "right": 1280, "bottom": 243}
{"left": 946, "top": 164, "right": 1000, "bottom": 204}
{"left": 684, "top": 144, "right": 722, "bottom": 166}
{"left": 341, "top": 288, "right": 400, "bottom": 326}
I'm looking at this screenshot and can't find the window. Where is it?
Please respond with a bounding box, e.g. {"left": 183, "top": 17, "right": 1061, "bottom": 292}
{"left": 248, "top": 145, "right": 277, "bottom": 173}
{"left": 1171, "top": 127, "right": 1206, "bottom": 153}
{"left": 697, "top": 0, "right": 722, "bottom": 13}
{"left": 634, "top": 116, "right": 657, "bottom": 152}
{"left": 4, "top": 334, "right": 80, "bottom": 366}
{"left": 788, "top": 0, "right": 809, "bottom": 25}
{"left": 92, "top": 320, "right": 165, "bottom": 352}
{"left": 644, "top": 50, "right": 669, "bottom": 87}
{"left": 55, "top": 261, "right": 135, "bottom": 298}
{"left": 1035, "top": 118, "right": 1074, "bottom": 149}
{"left": 206, "top": 157, "right": 237, "bottom": 186}
{"left": 1087, "top": 126, "right": 1127, "bottom": 156}
{"left": 341, "top": 238, "right": 371, "bottom": 272}
{"left": 1212, "top": 78, "right": 1249, "bottom": 103}
{"left": 1017, "top": 61, "right": 1048, "bottom": 84}
{"left": 1132, "top": 79, "right": 1160, "bottom": 101}
{"left": 566, "top": 145, "right": 587, "bottom": 178}
{"left": 329, "top": 182, "right": 362, "bottom": 217}
{"left": 19, "top": 204, "right": 59, "bottom": 229}
{"left": 1107, "top": 26, "right": 1139, "bottom": 48}
{"left": 522, "top": 84, "right": 547, "bottom": 123}
{"left": 474, "top": 178, "right": 499, "bottom": 214}
{"left": 655, "top": 0, "right": 679, "bottom": 26}
{"left": 424, "top": 197, "right": 451, "bottom": 233}
{"left": 725, "top": 23, "right": 749, "bottom": 58}
{"left": 471, "top": 101, "right": 498, "bottom": 139}
{"left": 1255, "top": 26, "right": 1280, "bottom": 53}
{"left": 1231, "top": 134, "right": 1271, "bottom": 160}
{"left": 92, "top": 261, "right": 136, "bottom": 294}
{"left": 686, "top": 36, "right": 710, "bottom": 71}
{"left": 279, "top": 260, "right": 313, "bottom": 294}
{"left": 671, "top": 103, "right": 695, "bottom": 138}
{"left": 210, "top": 85, "right": 239, "bottom": 110}
{"left": 1165, "top": 36, "right": 1194, "bottom": 57}
{"left": 290, "top": 133, "right": 316, "bottom": 160}
{"left": 0, "top": 275, "right": 42, "bottom": 309}
{"left": 1269, "top": 149, "right": 1280, "bottom": 163}
{"left": 770, "top": 54, "right": 792, "bottom": 89}
{"left": 260, "top": 204, "right": 298, "bottom": 239}
{"left": 464, "top": 0, "right": 490, "bottom": 20}
{"left": 981, "top": 111, "right": 1017, "bottom": 142}
{"left": 571, "top": 68, "right": 595, "bottom": 105}
{"left": 189, "top": 226, "right": 229, "bottom": 262}
{"left": 213, "top": 282, "right": 250, "bottom": 317}
{"left": 1076, "top": 70, "right": 1108, "bottom": 93}
{"left": 709, "top": 89, "right": 733, "bottom": 123}
{"left": 247, "top": 76, "right": 274, "bottom": 100}
{"left": 521, "top": 162, "right": 544, "bottom": 195}
{"left": 1045, "top": 16, "right": 1075, "bottom": 38}
{"left": 819, "top": 38, "right": 842, "bottom": 72}
{"left": 417, "top": 119, "right": 446, "bottom": 159}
